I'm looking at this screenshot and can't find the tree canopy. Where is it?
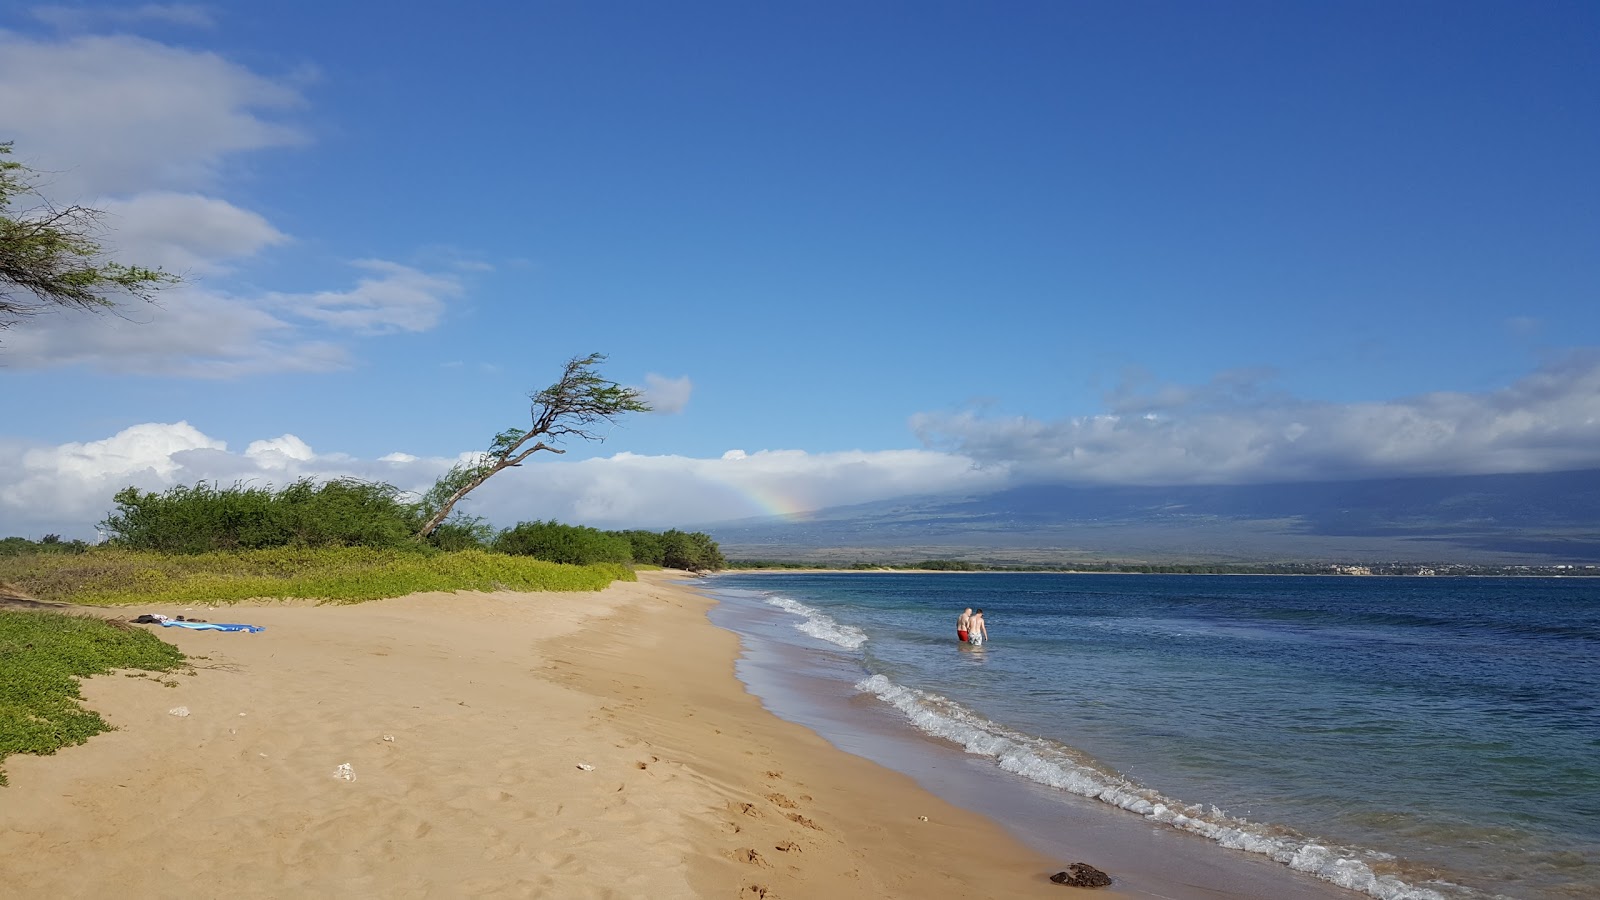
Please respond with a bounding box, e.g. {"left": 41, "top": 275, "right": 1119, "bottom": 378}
{"left": 0, "top": 143, "right": 175, "bottom": 335}
{"left": 415, "top": 353, "right": 651, "bottom": 538}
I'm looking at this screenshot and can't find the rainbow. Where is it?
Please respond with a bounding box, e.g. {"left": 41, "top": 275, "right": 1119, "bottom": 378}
{"left": 721, "top": 480, "right": 818, "bottom": 522}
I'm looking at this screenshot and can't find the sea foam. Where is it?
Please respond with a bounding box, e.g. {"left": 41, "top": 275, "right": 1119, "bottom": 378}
{"left": 765, "top": 595, "right": 868, "bottom": 649}
{"left": 854, "top": 673, "right": 1466, "bottom": 900}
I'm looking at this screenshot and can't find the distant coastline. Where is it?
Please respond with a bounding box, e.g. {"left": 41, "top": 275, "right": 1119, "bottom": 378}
{"left": 720, "top": 561, "right": 1600, "bottom": 577}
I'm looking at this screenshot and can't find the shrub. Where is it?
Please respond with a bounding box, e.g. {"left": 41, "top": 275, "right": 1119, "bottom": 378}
{"left": 494, "top": 520, "right": 633, "bottom": 566}
{"left": 100, "top": 479, "right": 419, "bottom": 553}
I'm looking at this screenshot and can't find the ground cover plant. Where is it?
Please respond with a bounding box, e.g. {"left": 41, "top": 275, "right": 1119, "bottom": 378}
{"left": 0, "top": 547, "right": 632, "bottom": 606}
{"left": 0, "top": 610, "right": 186, "bottom": 785}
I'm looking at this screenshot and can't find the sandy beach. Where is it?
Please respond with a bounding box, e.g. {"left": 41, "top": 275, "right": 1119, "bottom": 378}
{"left": 0, "top": 572, "right": 1085, "bottom": 898}
{"left": 1, "top": 571, "right": 1374, "bottom": 899}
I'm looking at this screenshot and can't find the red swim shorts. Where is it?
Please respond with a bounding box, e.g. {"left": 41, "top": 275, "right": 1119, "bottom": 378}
{"left": 957, "top": 629, "right": 969, "bottom": 642}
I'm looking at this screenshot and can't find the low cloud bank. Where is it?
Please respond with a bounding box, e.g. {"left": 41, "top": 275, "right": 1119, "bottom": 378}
{"left": 7, "top": 357, "right": 1600, "bottom": 540}
{"left": 913, "top": 354, "right": 1600, "bottom": 485}
{"left": 0, "top": 424, "right": 1000, "bottom": 540}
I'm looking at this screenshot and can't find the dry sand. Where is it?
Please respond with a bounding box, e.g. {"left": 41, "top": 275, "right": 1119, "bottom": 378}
{"left": 0, "top": 571, "right": 1095, "bottom": 899}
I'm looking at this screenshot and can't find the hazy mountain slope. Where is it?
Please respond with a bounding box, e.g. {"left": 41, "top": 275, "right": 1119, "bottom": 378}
{"left": 707, "top": 469, "right": 1600, "bottom": 564}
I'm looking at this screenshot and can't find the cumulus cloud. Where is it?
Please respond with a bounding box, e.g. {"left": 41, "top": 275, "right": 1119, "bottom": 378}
{"left": 639, "top": 373, "right": 692, "bottom": 414}
{"left": 0, "top": 423, "right": 1005, "bottom": 540}
{"left": 912, "top": 355, "right": 1600, "bottom": 485}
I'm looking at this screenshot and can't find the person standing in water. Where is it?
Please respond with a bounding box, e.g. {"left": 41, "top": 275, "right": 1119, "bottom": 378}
{"left": 968, "top": 609, "right": 989, "bottom": 647}
{"left": 956, "top": 608, "right": 972, "bottom": 643}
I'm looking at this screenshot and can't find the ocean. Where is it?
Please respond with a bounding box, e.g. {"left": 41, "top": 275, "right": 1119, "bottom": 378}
{"left": 703, "top": 572, "right": 1599, "bottom": 900}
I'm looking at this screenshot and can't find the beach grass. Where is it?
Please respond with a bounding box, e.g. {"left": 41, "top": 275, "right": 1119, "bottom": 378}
{"left": 0, "top": 547, "right": 634, "bottom": 606}
{"left": 0, "top": 610, "right": 187, "bottom": 785}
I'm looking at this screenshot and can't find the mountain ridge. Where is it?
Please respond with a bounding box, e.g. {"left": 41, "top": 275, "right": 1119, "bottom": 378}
{"left": 705, "top": 468, "right": 1600, "bottom": 565}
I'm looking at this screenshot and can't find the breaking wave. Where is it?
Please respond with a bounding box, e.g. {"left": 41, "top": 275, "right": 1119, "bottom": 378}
{"left": 764, "top": 595, "right": 869, "bottom": 649}
{"left": 855, "top": 673, "right": 1471, "bottom": 900}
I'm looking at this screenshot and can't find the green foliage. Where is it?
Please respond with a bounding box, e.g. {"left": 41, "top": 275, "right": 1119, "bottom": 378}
{"left": 0, "top": 535, "right": 89, "bottom": 557}
{"left": 494, "top": 523, "right": 726, "bottom": 572}
{"left": 101, "top": 479, "right": 420, "bottom": 553}
{"left": 0, "top": 611, "right": 186, "bottom": 785}
{"left": 416, "top": 353, "right": 651, "bottom": 538}
{"left": 494, "top": 520, "right": 633, "bottom": 566}
{"left": 425, "top": 516, "right": 493, "bottom": 552}
{"left": 0, "top": 547, "right": 633, "bottom": 607}
{"left": 658, "top": 529, "right": 726, "bottom": 572}
{"left": 1, "top": 143, "right": 177, "bottom": 333}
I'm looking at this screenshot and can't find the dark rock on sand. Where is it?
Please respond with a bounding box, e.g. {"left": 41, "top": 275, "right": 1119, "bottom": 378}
{"left": 1050, "top": 863, "right": 1113, "bottom": 887}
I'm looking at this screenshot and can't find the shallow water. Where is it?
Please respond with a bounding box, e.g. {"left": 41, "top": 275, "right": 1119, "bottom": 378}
{"left": 706, "top": 573, "right": 1600, "bottom": 900}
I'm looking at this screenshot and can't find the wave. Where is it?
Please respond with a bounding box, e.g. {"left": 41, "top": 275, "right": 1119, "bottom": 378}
{"left": 764, "top": 595, "right": 868, "bottom": 649}
{"left": 855, "top": 673, "right": 1471, "bottom": 900}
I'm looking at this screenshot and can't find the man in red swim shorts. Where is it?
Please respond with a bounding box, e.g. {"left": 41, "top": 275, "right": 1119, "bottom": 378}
{"left": 956, "top": 607, "right": 972, "bottom": 643}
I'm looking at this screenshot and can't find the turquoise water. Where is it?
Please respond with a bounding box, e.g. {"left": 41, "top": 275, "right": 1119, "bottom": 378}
{"left": 707, "top": 573, "right": 1600, "bottom": 900}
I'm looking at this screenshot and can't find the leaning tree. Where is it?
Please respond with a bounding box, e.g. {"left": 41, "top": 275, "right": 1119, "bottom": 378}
{"left": 0, "top": 143, "right": 175, "bottom": 334}
{"left": 414, "top": 353, "right": 651, "bottom": 539}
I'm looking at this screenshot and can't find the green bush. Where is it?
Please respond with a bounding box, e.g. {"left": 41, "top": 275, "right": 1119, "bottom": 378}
{"left": 494, "top": 520, "right": 634, "bottom": 566}
{"left": 0, "top": 535, "right": 90, "bottom": 557}
{"left": 100, "top": 479, "right": 420, "bottom": 553}
{"left": 659, "top": 529, "right": 727, "bottom": 572}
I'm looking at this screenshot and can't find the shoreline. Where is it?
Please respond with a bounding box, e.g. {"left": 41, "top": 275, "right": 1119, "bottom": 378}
{"left": 0, "top": 570, "right": 1375, "bottom": 897}
{"left": 0, "top": 572, "right": 1075, "bottom": 897}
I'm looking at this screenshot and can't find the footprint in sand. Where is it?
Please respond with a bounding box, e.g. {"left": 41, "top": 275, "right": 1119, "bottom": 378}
{"left": 786, "top": 813, "right": 822, "bottom": 831}
{"left": 741, "top": 885, "right": 771, "bottom": 899}
{"left": 729, "top": 848, "right": 771, "bottom": 868}
{"left": 775, "top": 841, "right": 800, "bottom": 854}
{"left": 764, "top": 793, "right": 798, "bottom": 809}
{"left": 732, "top": 801, "right": 763, "bottom": 819}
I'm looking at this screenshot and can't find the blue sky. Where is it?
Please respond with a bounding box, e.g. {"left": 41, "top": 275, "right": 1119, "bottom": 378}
{"left": 2, "top": 1, "right": 1597, "bottom": 538}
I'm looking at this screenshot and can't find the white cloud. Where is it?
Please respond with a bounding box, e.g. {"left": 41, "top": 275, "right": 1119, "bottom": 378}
{"left": 0, "top": 281, "right": 347, "bottom": 377}
{"left": 0, "top": 256, "right": 462, "bottom": 374}
{"left": 912, "top": 355, "right": 1600, "bottom": 485}
{"left": 244, "top": 434, "right": 315, "bottom": 464}
{"left": 0, "top": 31, "right": 467, "bottom": 374}
{"left": 266, "top": 260, "right": 463, "bottom": 334}
{"left": 31, "top": 4, "right": 217, "bottom": 31}
{"left": 0, "top": 423, "right": 1004, "bottom": 539}
{"left": 639, "top": 373, "right": 692, "bottom": 414}
{"left": 0, "top": 30, "right": 303, "bottom": 197}
{"left": 94, "top": 192, "right": 287, "bottom": 274}
{"left": 10, "top": 361, "right": 1598, "bottom": 540}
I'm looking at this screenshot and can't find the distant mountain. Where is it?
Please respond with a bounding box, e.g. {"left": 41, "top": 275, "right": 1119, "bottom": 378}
{"left": 706, "top": 469, "right": 1600, "bottom": 565}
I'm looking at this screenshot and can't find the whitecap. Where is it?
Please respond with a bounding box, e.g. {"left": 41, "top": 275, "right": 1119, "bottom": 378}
{"left": 853, "top": 674, "right": 1464, "bottom": 900}
{"left": 764, "top": 595, "right": 868, "bottom": 649}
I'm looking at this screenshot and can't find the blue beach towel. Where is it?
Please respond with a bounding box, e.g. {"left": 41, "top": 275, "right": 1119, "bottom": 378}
{"left": 159, "top": 621, "right": 265, "bottom": 633}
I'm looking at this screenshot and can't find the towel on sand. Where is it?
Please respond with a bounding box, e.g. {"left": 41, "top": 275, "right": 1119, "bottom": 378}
{"left": 159, "top": 621, "right": 264, "bottom": 633}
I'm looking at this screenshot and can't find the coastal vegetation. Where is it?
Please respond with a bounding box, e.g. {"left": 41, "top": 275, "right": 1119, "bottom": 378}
{"left": 0, "top": 481, "right": 726, "bottom": 605}
{"left": 0, "top": 547, "right": 633, "bottom": 606}
{"left": 414, "top": 352, "right": 649, "bottom": 538}
{"left": 1, "top": 143, "right": 176, "bottom": 337}
{"left": 0, "top": 610, "right": 186, "bottom": 784}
